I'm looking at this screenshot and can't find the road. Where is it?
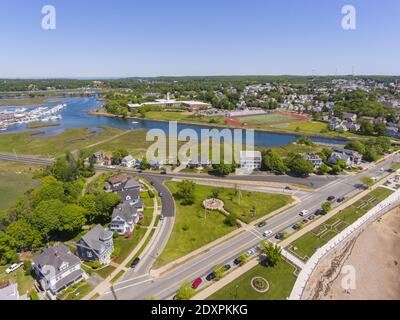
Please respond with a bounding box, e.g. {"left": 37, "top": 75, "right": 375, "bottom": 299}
{"left": 102, "top": 153, "right": 399, "bottom": 300}
{"left": 0, "top": 151, "right": 398, "bottom": 300}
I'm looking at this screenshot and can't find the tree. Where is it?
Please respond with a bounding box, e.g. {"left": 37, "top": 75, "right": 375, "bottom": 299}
{"left": 176, "top": 180, "right": 195, "bottom": 205}
{"left": 363, "top": 146, "right": 379, "bottom": 162}
{"left": 261, "top": 150, "right": 287, "bottom": 174}
{"left": 59, "top": 204, "right": 87, "bottom": 233}
{"left": 112, "top": 149, "right": 129, "bottom": 165}
{"left": 31, "top": 176, "right": 65, "bottom": 207}
{"left": 30, "top": 199, "right": 65, "bottom": 238}
{"left": 321, "top": 202, "right": 332, "bottom": 214}
{"left": 0, "top": 232, "right": 19, "bottom": 265}
{"left": 374, "top": 122, "right": 387, "bottom": 136}
{"left": 287, "top": 155, "right": 314, "bottom": 177}
{"left": 6, "top": 220, "right": 42, "bottom": 250}
{"left": 359, "top": 121, "right": 375, "bottom": 136}
{"left": 361, "top": 176, "right": 374, "bottom": 188}
{"left": 318, "top": 163, "right": 331, "bottom": 175}
{"left": 140, "top": 156, "right": 150, "bottom": 170}
{"left": 260, "top": 241, "right": 282, "bottom": 266}
{"left": 214, "top": 266, "right": 225, "bottom": 280}
{"left": 51, "top": 156, "right": 79, "bottom": 182}
{"left": 224, "top": 213, "right": 238, "bottom": 227}
{"left": 213, "top": 162, "right": 235, "bottom": 176}
{"left": 93, "top": 192, "right": 121, "bottom": 223}
{"left": 296, "top": 136, "right": 314, "bottom": 146}
{"left": 237, "top": 252, "right": 248, "bottom": 266}
{"left": 174, "top": 281, "right": 196, "bottom": 300}
{"left": 345, "top": 141, "right": 366, "bottom": 155}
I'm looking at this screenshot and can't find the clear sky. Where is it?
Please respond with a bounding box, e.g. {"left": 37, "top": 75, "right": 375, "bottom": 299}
{"left": 1, "top": 0, "right": 399, "bottom": 78}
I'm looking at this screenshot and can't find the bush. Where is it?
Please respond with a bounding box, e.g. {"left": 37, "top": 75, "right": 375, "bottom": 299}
{"left": 29, "top": 289, "right": 40, "bottom": 300}
{"left": 86, "top": 260, "right": 101, "bottom": 269}
{"left": 148, "top": 190, "right": 155, "bottom": 198}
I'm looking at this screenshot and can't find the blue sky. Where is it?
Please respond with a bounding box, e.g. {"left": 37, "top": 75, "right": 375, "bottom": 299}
{"left": 1, "top": 0, "right": 399, "bottom": 78}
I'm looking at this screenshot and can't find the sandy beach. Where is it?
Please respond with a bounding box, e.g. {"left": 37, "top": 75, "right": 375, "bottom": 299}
{"left": 304, "top": 206, "right": 400, "bottom": 300}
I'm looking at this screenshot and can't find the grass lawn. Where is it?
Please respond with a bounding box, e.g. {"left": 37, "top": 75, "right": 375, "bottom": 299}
{"left": 288, "top": 187, "right": 394, "bottom": 260}
{"left": 127, "top": 229, "right": 156, "bottom": 267}
{"left": 234, "top": 113, "right": 302, "bottom": 125}
{"left": 0, "top": 160, "right": 41, "bottom": 210}
{"left": 207, "top": 260, "right": 297, "bottom": 300}
{"left": 113, "top": 227, "right": 147, "bottom": 262}
{"left": 141, "top": 191, "right": 154, "bottom": 208}
{"left": 144, "top": 111, "right": 192, "bottom": 121}
{"left": 26, "top": 122, "right": 60, "bottom": 129}
{"left": 0, "top": 126, "right": 127, "bottom": 157}
{"left": 94, "top": 265, "right": 116, "bottom": 279}
{"left": 60, "top": 281, "right": 93, "bottom": 300}
{"left": 154, "top": 182, "right": 292, "bottom": 268}
{"left": 139, "top": 208, "right": 154, "bottom": 227}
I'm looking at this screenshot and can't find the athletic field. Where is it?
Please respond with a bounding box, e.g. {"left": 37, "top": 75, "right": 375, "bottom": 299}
{"left": 228, "top": 112, "right": 308, "bottom": 126}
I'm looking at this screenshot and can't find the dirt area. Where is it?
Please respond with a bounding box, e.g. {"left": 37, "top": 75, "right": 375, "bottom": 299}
{"left": 303, "top": 207, "right": 400, "bottom": 300}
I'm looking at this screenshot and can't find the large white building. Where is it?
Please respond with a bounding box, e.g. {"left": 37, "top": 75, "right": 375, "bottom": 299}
{"left": 239, "top": 151, "right": 262, "bottom": 171}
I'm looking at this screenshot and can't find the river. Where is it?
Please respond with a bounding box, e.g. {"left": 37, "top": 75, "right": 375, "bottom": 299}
{"left": 0, "top": 96, "right": 346, "bottom": 147}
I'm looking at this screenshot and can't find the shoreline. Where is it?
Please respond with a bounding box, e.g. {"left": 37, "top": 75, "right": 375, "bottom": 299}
{"left": 88, "top": 110, "right": 351, "bottom": 143}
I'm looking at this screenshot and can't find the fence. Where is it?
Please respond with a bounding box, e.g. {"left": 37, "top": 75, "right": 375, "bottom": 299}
{"left": 289, "top": 188, "right": 400, "bottom": 300}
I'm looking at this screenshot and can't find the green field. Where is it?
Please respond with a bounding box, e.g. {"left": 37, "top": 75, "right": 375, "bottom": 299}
{"left": 288, "top": 187, "right": 394, "bottom": 260}
{"left": 234, "top": 113, "right": 303, "bottom": 125}
{"left": 207, "top": 260, "right": 297, "bottom": 300}
{"left": 26, "top": 122, "right": 60, "bottom": 129}
{"left": 0, "top": 160, "right": 41, "bottom": 210}
{"left": 113, "top": 227, "right": 147, "bottom": 262}
{"left": 0, "top": 126, "right": 131, "bottom": 157}
{"left": 154, "top": 182, "right": 292, "bottom": 268}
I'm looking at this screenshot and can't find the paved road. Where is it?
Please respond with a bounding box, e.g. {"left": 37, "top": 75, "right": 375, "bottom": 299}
{"left": 102, "top": 153, "right": 400, "bottom": 300}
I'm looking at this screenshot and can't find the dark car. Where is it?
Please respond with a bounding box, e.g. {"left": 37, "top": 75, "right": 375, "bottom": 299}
{"left": 223, "top": 264, "right": 231, "bottom": 272}
{"left": 158, "top": 192, "right": 163, "bottom": 197}
{"left": 275, "top": 232, "right": 284, "bottom": 240}
{"left": 130, "top": 257, "right": 140, "bottom": 269}
{"left": 257, "top": 221, "right": 267, "bottom": 228}
{"left": 206, "top": 272, "right": 216, "bottom": 281}
{"left": 285, "top": 186, "right": 293, "bottom": 190}
{"left": 314, "top": 208, "right": 324, "bottom": 215}
{"left": 308, "top": 215, "right": 316, "bottom": 220}
{"left": 292, "top": 224, "right": 300, "bottom": 230}
{"left": 150, "top": 181, "right": 154, "bottom": 186}
{"left": 233, "top": 258, "right": 241, "bottom": 266}
{"left": 327, "top": 196, "right": 336, "bottom": 202}
{"left": 337, "top": 196, "right": 346, "bottom": 203}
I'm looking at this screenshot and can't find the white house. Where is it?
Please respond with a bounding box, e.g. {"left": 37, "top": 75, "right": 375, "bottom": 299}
{"left": 121, "top": 155, "right": 135, "bottom": 167}
{"left": 239, "top": 151, "right": 262, "bottom": 171}
{"left": 301, "top": 153, "right": 323, "bottom": 168}
{"left": 33, "top": 245, "right": 84, "bottom": 298}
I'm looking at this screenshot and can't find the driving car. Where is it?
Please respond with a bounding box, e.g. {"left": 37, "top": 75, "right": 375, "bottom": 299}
{"left": 159, "top": 214, "right": 165, "bottom": 221}
{"left": 263, "top": 230, "right": 273, "bottom": 237}
{"left": 299, "top": 209, "right": 308, "bottom": 217}
{"left": 257, "top": 221, "right": 267, "bottom": 228}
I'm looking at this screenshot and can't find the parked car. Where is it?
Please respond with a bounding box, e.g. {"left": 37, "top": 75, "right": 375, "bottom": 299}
{"left": 130, "top": 257, "right": 141, "bottom": 269}
{"left": 299, "top": 209, "right": 308, "bottom": 217}
{"left": 327, "top": 196, "right": 336, "bottom": 202}
{"left": 337, "top": 196, "right": 346, "bottom": 203}
{"left": 308, "top": 215, "right": 316, "bottom": 221}
{"left": 246, "top": 248, "right": 256, "bottom": 257}
{"left": 263, "top": 230, "right": 273, "bottom": 237}
{"left": 233, "top": 258, "right": 241, "bottom": 266}
{"left": 302, "top": 219, "right": 309, "bottom": 224}
{"left": 285, "top": 186, "right": 293, "bottom": 190}
{"left": 314, "top": 208, "right": 324, "bottom": 215}
{"left": 206, "top": 272, "right": 216, "bottom": 281}
{"left": 192, "top": 277, "right": 203, "bottom": 289}
{"left": 257, "top": 221, "right": 267, "bottom": 228}
{"left": 5, "top": 262, "right": 23, "bottom": 274}
{"left": 292, "top": 224, "right": 300, "bottom": 230}
{"left": 159, "top": 214, "right": 165, "bottom": 221}
{"left": 223, "top": 264, "right": 231, "bottom": 272}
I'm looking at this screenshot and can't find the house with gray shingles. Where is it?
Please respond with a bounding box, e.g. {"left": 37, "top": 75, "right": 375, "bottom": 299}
{"left": 76, "top": 225, "right": 114, "bottom": 265}
{"left": 32, "top": 245, "right": 84, "bottom": 297}
{"left": 109, "top": 202, "right": 140, "bottom": 235}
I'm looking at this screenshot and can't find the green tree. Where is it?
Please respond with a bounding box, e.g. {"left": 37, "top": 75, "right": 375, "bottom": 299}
{"left": 321, "top": 202, "right": 332, "bottom": 214}
{"left": 140, "top": 156, "right": 151, "bottom": 170}
{"left": 361, "top": 176, "right": 374, "bottom": 188}
{"left": 261, "top": 150, "right": 287, "bottom": 174}
{"left": 30, "top": 199, "right": 65, "bottom": 238}
{"left": 345, "top": 141, "right": 366, "bottom": 155}
{"left": 360, "top": 121, "right": 375, "bottom": 136}
{"left": 287, "top": 155, "right": 314, "bottom": 177}
{"left": 177, "top": 180, "right": 195, "bottom": 205}
{"left": 112, "top": 149, "right": 129, "bottom": 165}
{"left": 318, "top": 163, "right": 331, "bottom": 175}
{"left": 374, "top": 122, "right": 387, "bottom": 136}
{"left": 31, "top": 176, "right": 65, "bottom": 207}
{"left": 6, "top": 220, "right": 42, "bottom": 250}
{"left": 214, "top": 266, "right": 225, "bottom": 280}
{"left": 0, "top": 232, "right": 19, "bottom": 265}
{"left": 174, "top": 281, "right": 196, "bottom": 300}
{"left": 237, "top": 252, "right": 248, "bottom": 266}
{"left": 260, "top": 241, "right": 282, "bottom": 266}
{"left": 59, "top": 204, "right": 87, "bottom": 233}
{"left": 363, "top": 147, "right": 379, "bottom": 162}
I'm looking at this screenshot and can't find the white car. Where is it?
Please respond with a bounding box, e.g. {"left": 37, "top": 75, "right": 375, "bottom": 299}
{"left": 299, "top": 210, "right": 309, "bottom": 217}
{"left": 5, "top": 262, "right": 23, "bottom": 274}
{"left": 263, "top": 230, "right": 273, "bottom": 237}
{"left": 246, "top": 249, "right": 256, "bottom": 257}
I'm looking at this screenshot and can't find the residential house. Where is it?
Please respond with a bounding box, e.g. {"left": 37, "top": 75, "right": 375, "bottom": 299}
{"left": 32, "top": 245, "right": 84, "bottom": 297}
{"left": 301, "top": 153, "right": 323, "bottom": 168}
{"left": 76, "top": 225, "right": 114, "bottom": 265}
{"left": 329, "top": 148, "right": 362, "bottom": 167}
{"left": 90, "top": 151, "right": 111, "bottom": 165}
{"left": 109, "top": 202, "right": 140, "bottom": 235}
{"left": 0, "top": 283, "right": 28, "bottom": 300}
{"left": 106, "top": 174, "right": 129, "bottom": 192}
{"left": 121, "top": 155, "right": 135, "bottom": 168}
{"left": 342, "top": 112, "right": 357, "bottom": 123}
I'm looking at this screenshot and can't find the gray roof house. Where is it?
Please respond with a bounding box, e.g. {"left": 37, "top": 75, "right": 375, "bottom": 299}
{"left": 329, "top": 148, "right": 362, "bottom": 167}
{"left": 301, "top": 153, "right": 323, "bottom": 168}
{"left": 76, "top": 225, "right": 114, "bottom": 265}
{"left": 0, "top": 283, "right": 28, "bottom": 300}
{"left": 33, "top": 245, "right": 84, "bottom": 296}
{"left": 109, "top": 202, "right": 140, "bottom": 235}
